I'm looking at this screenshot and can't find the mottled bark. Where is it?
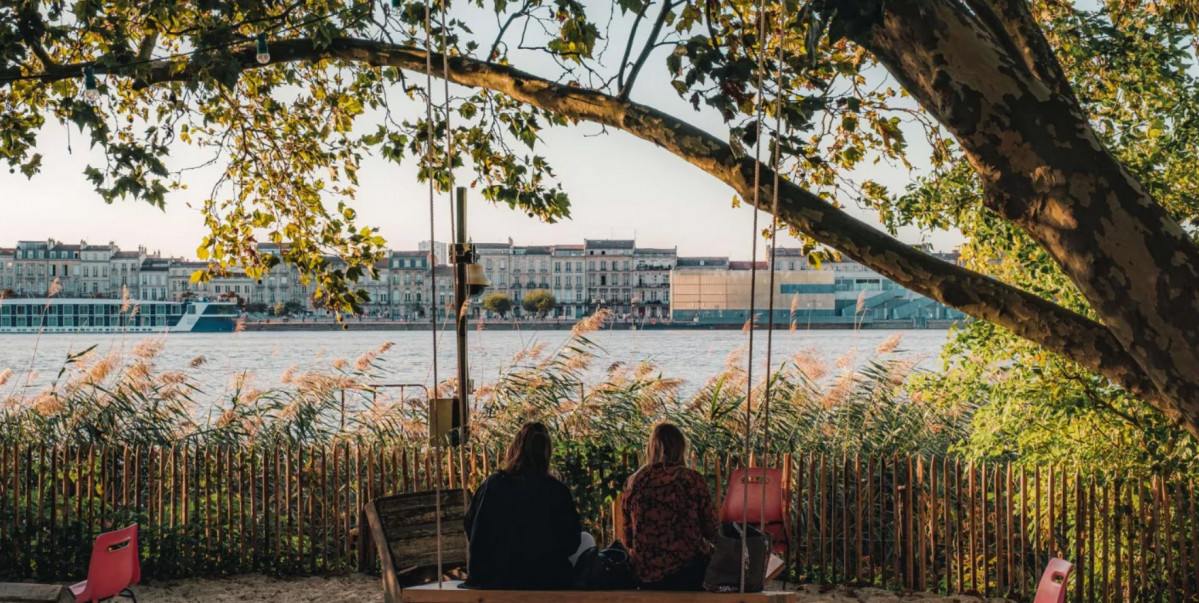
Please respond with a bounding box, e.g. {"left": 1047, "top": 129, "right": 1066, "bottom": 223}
{"left": 852, "top": 0, "right": 1199, "bottom": 434}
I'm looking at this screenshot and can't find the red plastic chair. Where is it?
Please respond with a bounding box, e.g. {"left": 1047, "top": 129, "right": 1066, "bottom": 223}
{"left": 1033, "top": 557, "right": 1073, "bottom": 603}
{"left": 71, "top": 524, "right": 141, "bottom": 603}
{"left": 720, "top": 467, "right": 790, "bottom": 552}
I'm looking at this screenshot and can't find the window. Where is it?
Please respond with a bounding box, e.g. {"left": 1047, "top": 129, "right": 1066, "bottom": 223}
{"left": 555, "top": 276, "right": 561, "bottom": 287}
{"left": 623, "top": 261, "right": 630, "bottom": 270}
{"left": 600, "top": 261, "right": 607, "bottom": 271}
{"left": 554, "top": 262, "right": 561, "bottom": 272}
{"left": 589, "top": 261, "right": 595, "bottom": 271}
{"left": 486, "top": 259, "right": 493, "bottom": 270}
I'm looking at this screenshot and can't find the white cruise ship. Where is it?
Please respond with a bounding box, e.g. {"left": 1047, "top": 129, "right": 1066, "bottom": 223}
{"left": 0, "top": 298, "right": 240, "bottom": 333}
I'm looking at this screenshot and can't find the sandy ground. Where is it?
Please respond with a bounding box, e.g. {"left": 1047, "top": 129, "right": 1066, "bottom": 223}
{"left": 132, "top": 574, "right": 1011, "bottom": 602}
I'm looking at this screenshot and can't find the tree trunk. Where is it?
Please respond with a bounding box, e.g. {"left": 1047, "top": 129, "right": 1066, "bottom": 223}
{"left": 853, "top": 0, "right": 1199, "bottom": 434}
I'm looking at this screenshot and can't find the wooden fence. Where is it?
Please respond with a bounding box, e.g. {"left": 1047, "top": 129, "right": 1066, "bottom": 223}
{"left": 0, "top": 444, "right": 1195, "bottom": 601}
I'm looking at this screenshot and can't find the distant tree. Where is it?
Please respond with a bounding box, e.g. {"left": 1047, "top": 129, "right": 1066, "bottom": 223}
{"left": 244, "top": 302, "right": 268, "bottom": 313}
{"left": 0, "top": 288, "right": 13, "bottom": 300}
{"left": 482, "top": 292, "right": 514, "bottom": 318}
{"left": 522, "top": 289, "right": 556, "bottom": 318}
{"left": 271, "top": 301, "right": 288, "bottom": 316}
{"left": 284, "top": 301, "right": 306, "bottom": 315}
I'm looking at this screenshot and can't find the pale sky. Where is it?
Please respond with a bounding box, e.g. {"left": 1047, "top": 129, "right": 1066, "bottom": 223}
{"left": 0, "top": 4, "right": 960, "bottom": 261}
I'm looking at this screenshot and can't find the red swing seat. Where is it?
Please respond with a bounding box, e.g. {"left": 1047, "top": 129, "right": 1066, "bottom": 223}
{"left": 719, "top": 467, "right": 790, "bottom": 553}
{"left": 1033, "top": 558, "right": 1073, "bottom": 603}
{"left": 70, "top": 524, "right": 141, "bottom": 603}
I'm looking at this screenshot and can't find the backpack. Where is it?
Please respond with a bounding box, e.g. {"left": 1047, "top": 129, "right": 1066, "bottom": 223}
{"left": 573, "top": 540, "right": 635, "bottom": 590}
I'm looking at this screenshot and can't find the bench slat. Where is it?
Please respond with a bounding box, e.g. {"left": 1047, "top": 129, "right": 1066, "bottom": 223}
{"left": 402, "top": 581, "right": 797, "bottom": 603}
{"left": 0, "top": 583, "right": 74, "bottom": 603}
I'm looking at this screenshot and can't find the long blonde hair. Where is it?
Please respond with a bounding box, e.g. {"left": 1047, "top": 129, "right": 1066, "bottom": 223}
{"left": 646, "top": 423, "right": 687, "bottom": 466}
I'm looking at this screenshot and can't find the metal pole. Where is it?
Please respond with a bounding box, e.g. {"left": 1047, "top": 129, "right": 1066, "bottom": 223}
{"left": 453, "top": 186, "right": 470, "bottom": 444}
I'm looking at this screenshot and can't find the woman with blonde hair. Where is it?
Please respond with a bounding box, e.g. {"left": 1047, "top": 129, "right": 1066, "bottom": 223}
{"left": 621, "top": 423, "right": 717, "bottom": 590}
{"left": 464, "top": 422, "right": 582, "bottom": 589}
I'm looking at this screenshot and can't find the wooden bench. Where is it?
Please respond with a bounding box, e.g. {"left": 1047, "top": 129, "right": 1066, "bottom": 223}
{"left": 364, "top": 490, "right": 796, "bottom": 603}
{"left": 402, "top": 582, "right": 796, "bottom": 601}
{"left": 402, "top": 581, "right": 796, "bottom": 602}
{"left": 0, "top": 583, "right": 74, "bottom": 603}
{"left": 364, "top": 489, "right": 469, "bottom": 603}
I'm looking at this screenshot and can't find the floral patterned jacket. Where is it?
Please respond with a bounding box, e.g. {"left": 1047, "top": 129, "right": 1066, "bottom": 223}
{"left": 621, "top": 464, "right": 718, "bottom": 583}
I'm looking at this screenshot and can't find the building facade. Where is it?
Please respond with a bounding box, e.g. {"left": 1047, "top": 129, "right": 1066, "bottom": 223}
{"left": 670, "top": 260, "right": 838, "bottom": 325}
{"left": 551, "top": 245, "right": 586, "bottom": 318}
{"left": 584, "top": 239, "right": 636, "bottom": 316}
{"left": 633, "top": 247, "right": 675, "bottom": 318}
{"left": 0, "top": 236, "right": 966, "bottom": 325}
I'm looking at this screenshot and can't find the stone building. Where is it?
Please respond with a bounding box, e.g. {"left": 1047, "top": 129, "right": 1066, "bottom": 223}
{"left": 584, "top": 239, "right": 635, "bottom": 316}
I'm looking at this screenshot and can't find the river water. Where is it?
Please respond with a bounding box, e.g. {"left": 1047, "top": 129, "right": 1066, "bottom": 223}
{"left": 0, "top": 328, "right": 950, "bottom": 402}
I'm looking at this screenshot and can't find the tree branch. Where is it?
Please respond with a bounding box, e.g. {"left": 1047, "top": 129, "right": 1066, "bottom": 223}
{"left": 488, "top": 3, "right": 531, "bottom": 61}
{"left": 616, "top": 5, "right": 649, "bottom": 91}
{"left": 962, "top": 0, "right": 1079, "bottom": 105}
{"left": 7, "top": 34, "right": 1170, "bottom": 415}
{"left": 619, "top": 0, "right": 673, "bottom": 99}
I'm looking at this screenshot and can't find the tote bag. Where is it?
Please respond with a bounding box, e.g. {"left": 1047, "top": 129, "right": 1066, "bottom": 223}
{"left": 702, "top": 522, "right": 772, "bottom": 593}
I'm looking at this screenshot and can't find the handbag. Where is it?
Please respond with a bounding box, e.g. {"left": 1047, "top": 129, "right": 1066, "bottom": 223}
{"left": 573, "top": 540, "right": 635, "bottom": 590}
{"left": 702, "top": 521, "right": 772, "bottom": 593}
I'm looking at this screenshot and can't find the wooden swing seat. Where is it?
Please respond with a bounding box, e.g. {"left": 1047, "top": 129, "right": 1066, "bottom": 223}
{"left": 402, "top": 582, "right": 796, "bottom": 602}
{"left": 365, "top": 490, "right": 796, "bottom": 603}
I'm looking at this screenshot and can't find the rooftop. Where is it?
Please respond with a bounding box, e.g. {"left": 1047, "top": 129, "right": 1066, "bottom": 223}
{"left": 675, "top": 257, "right": 729, "bottom": 268}
{"left": 473, "top": 242, "right": 513, "bottom": 250}
{"left": 729, "top": 261, "right": 769, "bottom": 271}
{"left": 584, "top": 239, "right": 635, "bottom": 250}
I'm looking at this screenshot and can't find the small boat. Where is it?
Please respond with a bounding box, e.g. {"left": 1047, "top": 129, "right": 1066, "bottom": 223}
{"left": 0, "top": 298, "right": 240, "bottom": 333}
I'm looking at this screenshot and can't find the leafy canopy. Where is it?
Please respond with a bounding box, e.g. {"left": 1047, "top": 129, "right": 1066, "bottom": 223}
{"left": 3, "top": 0, "right": 1199, "bottom": 468}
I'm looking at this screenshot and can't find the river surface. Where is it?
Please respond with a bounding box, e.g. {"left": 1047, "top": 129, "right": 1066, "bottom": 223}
{"left": 0, "top": 328, "right": 950, "bottom": 403}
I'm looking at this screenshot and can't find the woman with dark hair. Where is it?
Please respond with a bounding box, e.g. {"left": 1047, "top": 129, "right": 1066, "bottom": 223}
{"left": 463, "top": 422, "right": 582, "bottom": 589}
{"left": 622, "top": 422, "right": 717, "bottom": 590}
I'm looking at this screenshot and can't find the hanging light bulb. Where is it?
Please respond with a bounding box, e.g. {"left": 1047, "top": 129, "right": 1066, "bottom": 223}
{"left": 82, "top": 66, "right": 100, "bottom": 103}
{"left": 255, "top": 33, "right": 270, "bottom": 65}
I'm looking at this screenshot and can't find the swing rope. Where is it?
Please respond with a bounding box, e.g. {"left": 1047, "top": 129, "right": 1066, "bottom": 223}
{"left": 739, "top": 0, "right": 770, "bottom": 591}
{"left": 422, "top": 0, "right": 445, "bottom": 587}
{"left": 437, "top": 0, "right": 472, "bottom": 537}
{"left": 742, "top": 0, "right": 787, "bottom": 591}
{"left": 762, "top": 0, "right": 787, "bottom": 540}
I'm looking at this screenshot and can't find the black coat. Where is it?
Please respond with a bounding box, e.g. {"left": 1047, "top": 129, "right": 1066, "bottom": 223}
{"left": 464, "top": 470, "right": 581, "bottom": 589}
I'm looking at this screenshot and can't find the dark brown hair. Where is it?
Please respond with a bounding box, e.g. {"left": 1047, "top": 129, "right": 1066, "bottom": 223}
{"left": 646, "top": 423, "right": 687, "bottom": 467}
{"left": 502, "top": 422, "right": 552, "bottom": 475}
